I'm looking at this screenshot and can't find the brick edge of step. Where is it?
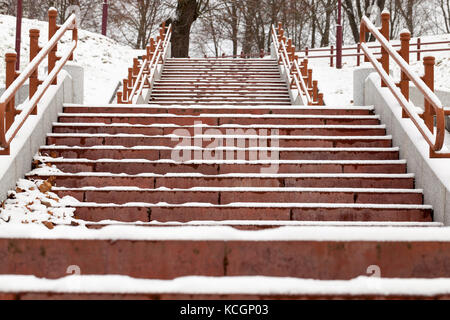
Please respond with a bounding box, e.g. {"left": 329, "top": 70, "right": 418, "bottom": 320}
{"left": 1, "top": 275, "right": 450, "bottom": 300}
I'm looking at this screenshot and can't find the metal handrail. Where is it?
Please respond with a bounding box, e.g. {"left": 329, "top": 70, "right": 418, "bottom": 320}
{"left": 0, "top": 9, "right": 77, "bottom": 152}
{"left": 271, "top": 24, "right": 312, "bottom": 106}
{"left": 129, "top": 24, "right": 172, "bottom": 104}
{"left": 360, "top": 14, "right": 446, "bottom": 153}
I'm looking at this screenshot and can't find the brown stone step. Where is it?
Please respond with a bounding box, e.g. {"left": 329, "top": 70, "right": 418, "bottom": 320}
{"left": 1, "top": 225, "right": 449, "bottom": 280}
{"left": 147, "top": 102, "right": 294, "bottom": 106}
{"left": 52, "top": 123, "right": 387, "bottom": 136}
{"left": 57, "top": 114, "right": 382, "bottom": 126}
{"left": 153, "top": 82, "right": 287, "bottom": 87}
{"left": 61, "top": 106, "right": 372, "bottom": 116}
{"left": 40, "top": 159, "right": 407, "bottom": 175}
{"left": 39, "top": 146, "right": 399, "bottom": 161}
{"left": 29, "top": 173, "right": 414, "bottom": 189}
{"left": 53, "top": 187, "right": 424, "bottom": 205}
{"left": 46, "top": 134, "right": 392, "bottom": 148}
{"left": 3, "top": 272, "right": 450, "bottom": 300}
{"left": 71, "top": 204, "right": 432, "bottom": 223}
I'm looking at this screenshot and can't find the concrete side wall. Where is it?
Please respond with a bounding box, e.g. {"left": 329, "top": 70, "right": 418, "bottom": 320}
{"left": 0, "top": 64, "right": 83, "bottom": 202}
{"left": 0, "top": 85, "right": 30, "bottom": 107}
{"left": 363, "top": 73, "right": 450, "bottom": 225}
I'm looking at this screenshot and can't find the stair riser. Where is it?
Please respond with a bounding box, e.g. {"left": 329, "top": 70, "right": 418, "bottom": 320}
{"left": 30, "top": 175, "right": 414, "bottom": 189}
{"left": 57, "top": 116, "right": 381, "bottom": 126}
{"left": 65, "top": 108, "right": 377, "bottom": 116}
{"left": 72, "top": 207, "right": 432, "bottom": 223}
{"left": 2, "top": 292, "right": 446, "bottom": 300}
{"left": 53, "top": 126, "right": 387, "bottom": 137}
{"left": 46, "top": 136, "right": 392, "bottom": 148}
{"left": 55, "top": 189, "right": 423, "bottom": 205}
{"left": 40, "top": 149, "right": 399, "bottom": 161}
{"left": 48, "top": 162, "right": 407, "bottom": 175}
{"left": 1, "top": 239, "right": 449, "bottom": 279}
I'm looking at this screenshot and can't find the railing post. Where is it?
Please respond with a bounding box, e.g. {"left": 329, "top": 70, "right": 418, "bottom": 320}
{"left": 305, "top": 47, "right": 309, "bottom": 58}
{"left": 117, "top": 91, "right": 123, "bottom": 104}
{"left": 48, "top": 8, "right": 58, "bottom": 85}
{"left": 301, "top": 59, "right": 308, "bottom": 77}
{"left": 318, "top": 93, "right": 324, "bottom": 106}
{"left": 423, "top": 56, "right": 435, "bottom": 133}
{"left": 128, "top": 67, "right": 133, "bottom": 86}
{"left": 330, "top": 45, "right": 334, "bottom": 67}
{"left": 5, "top": 52, "right": 17, "bottom": 131}
{"left": 132, "top": 58, "right": 139, "bottom": 83}
{"left": 123, "top": 79, "right": 129, "bottom": 103}
{"left": 380, "top": 11, "right": 390, "bottom": 87}
{"left": 29, "top": 29, "right": 41, "bottom": 115}
{"left": 356, "top": 43, "right": 361, "bottom": 66}
{"left": 359, "top": 23, "right": 369, "bottom": 63}
{"left": 398, "top": 30, "right": 411, "bottom": 118}
{"left": 312, "top": 80, "right": 319, "bottom": 103}
{"left": 307, "top": 69, "right": 313, "bottom": 89}
{"left": 70, "top": 24, "right": 78, "bottom": 61}
{"left": 417, "top": 37, "right": 421, "bottom": 61}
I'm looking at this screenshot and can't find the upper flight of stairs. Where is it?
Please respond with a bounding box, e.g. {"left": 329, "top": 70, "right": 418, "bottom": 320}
{"left": 149, "top": 58, "right": 292, "bottom": 105}
{"left": 1, "top": 58, "right": 446, "bottom": 299}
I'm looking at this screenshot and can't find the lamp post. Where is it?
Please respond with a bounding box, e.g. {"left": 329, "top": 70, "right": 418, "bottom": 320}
{"left": 15, "top": 0, "right": 23, "bottom": 70}
{"left": 102, "top": 0, "right": 108, "bottom": 36}
{"left": 336, "top": 0, "right": 343, "bottom": 69}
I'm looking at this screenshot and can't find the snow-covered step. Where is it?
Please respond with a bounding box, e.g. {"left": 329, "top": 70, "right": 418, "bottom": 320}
{"left": 39, "top": 146, "right": 400, "bottom": 161}
{"left": 36, "top": 158, "right": 408, "bottom": 175}
{"left": 30, "top": 170, "right": 415, "bottom": 188}
{"left": 46, "top": 133, "right": 393, "bottom": 148}
{"left": 62, "top": 104, "right": 372, "bottom": 116}
{"left": 3, "top": 274, "right": 450, "bottom": 300}
{"left": 56, "top": 113, "right": 382, "bottom": 126}
{"left": 2, "top": 225, "right": 450, "bottom": 280}
{"left": 52, "top": 123, "right": 386, "bottom": 136}
{"left": 52, "top": 186, "right": 425, "bottom": 207}
{"left": 70, "top": 202, "right": 432, "bottom": 223}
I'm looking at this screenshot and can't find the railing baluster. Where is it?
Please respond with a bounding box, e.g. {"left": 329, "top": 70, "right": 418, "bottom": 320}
{"left": 423, "top": 56, "right": 435, "bottom": 133}
{"left": 398, "top": 30, "right": 411, "bottom": 118}
{"left": 5, "top": 52, "right": 17, "bottom": 132}
{"left": 48, "top": 8, "right": 58, "bottom": 85}
{"left": 380, "top": 11, "right": 390, "bottom": 87}
{"left": 29, "top": 29, "right": 40, "bottom": 115}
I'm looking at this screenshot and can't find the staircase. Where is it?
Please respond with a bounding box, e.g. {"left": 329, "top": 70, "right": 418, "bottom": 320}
{"left": 149, "top": 58, "right": 292, "bottom": 105}
{"left": 1, "top": 57, "right": 448, "bottom": 299}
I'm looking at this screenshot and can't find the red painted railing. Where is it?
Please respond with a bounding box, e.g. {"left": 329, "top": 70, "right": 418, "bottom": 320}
{"left": 118, "top": 23, "right": 172, "bottom": 104}
{"left": 272, "top": 23, "right": 324, "bottom": 106}
{"left": 360, "top": 11, "right": 449, "bottom": 158}
{"left": 300, "top": 38, "right": 450, "bottom": 68}
{"left": 0, "top": 8, "right": 78, "bottom": 155}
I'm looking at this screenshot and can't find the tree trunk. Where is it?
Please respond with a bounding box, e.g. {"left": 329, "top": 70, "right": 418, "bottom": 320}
{"left": 171, "top": 0, "right": 199, "bottom": 58}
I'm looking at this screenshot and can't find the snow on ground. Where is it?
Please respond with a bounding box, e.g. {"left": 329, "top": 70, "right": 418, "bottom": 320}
{"left": 306, "top": 33, "right": 450, "bottom": 106}
{"left": 0, "top": 160, "right": 79, "bottom": 227}
{"left": 0, "top": 14, "right": 140, "bottom": 104}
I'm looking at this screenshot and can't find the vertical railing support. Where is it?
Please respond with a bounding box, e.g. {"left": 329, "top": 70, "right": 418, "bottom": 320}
{"left": 330, "top": 45, "right": 334, "bottom": 67}
{"left": 417, "top": 37, "right": 421, "bottom": 61}
{"left": 5, "top": 52, "right": 17, "bottom": 131}
{"left": 356, "top": 43, "right": 361, "bottom": 66}
{"left": 312, "top": 80, "right": 319, "bottom": 103}
{"left": 398, "top": 30, "right": 411, "bottom": 118}
{"left": 423, "top": 56, "right": 435, "bottom": 133}
{"left": 29, "top": 29, "right": 41, "bottom": 115}
{"left": 123, "top": 79, "right": 129, "bottom": 103}
{"left": 48, "top": 8, "right": 58, "bottom": 85}
{"left": 360, "top": 24, "right": 369, "bottom": 63}
{"left": 380, "top": 11, "right": 390, "bottom": 87}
